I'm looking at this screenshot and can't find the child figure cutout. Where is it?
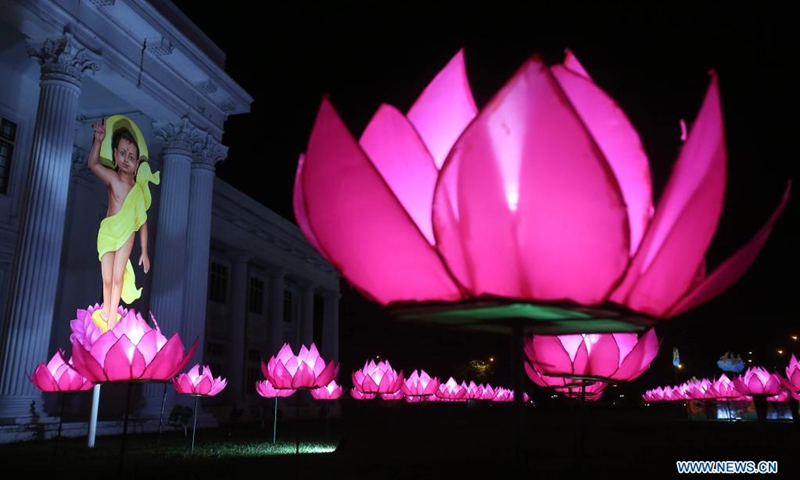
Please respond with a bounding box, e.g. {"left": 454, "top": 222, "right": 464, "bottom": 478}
{"left": 87, "top": 116, "right": 160, "bottom": 332}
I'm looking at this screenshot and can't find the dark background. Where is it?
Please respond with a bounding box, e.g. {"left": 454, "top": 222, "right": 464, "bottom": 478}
{"left": 170, "top": 1, "right": 796, "bottom": 397}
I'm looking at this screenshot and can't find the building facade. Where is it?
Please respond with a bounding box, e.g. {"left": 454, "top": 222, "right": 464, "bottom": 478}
{"left": 0, "top": 0, "right": 339, "bottom": 442}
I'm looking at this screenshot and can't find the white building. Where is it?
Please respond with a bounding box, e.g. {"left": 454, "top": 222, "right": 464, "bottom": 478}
{"left": 0, "top": 0, "right": 340, "bottom": 443}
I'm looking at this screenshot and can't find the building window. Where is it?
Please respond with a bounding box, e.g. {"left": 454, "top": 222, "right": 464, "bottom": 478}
{"left": 248, "top": 277, "right": 264, "bottom": 314}
{"left": 209, "top": 261, "right": 228, "bottom": 304}
{"left": 282, "top": 290, "right": 295, "bottom": 323}
{"left": 0, "top": 117, "right": 17, "bottom": 194}
{"left": 246, "top": 367, "right": 259, "bottom": 394}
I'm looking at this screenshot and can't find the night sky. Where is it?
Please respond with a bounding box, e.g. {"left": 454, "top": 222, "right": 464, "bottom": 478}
{"left": 170, "top": 1, "right": 796, "bottom": 394}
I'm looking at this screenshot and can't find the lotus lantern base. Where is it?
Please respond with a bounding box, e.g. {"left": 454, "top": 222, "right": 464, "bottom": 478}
{"left": 390, "top": 299, "right": 658, "bottom": 335}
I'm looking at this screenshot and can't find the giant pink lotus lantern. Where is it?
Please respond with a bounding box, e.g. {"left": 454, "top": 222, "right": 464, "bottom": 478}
{"left": 172, "top": 364, "right": 227, "bottom": 397}
{"left": 262, "top": 343, "right": 339, "bottom": 389}
{"left": 293, "top": 48, "right": 790, "bottom": 324}
{"left": 69, "top": 307, "right": 196, "bottom": 382}
{"left": 524, "top": 329, "right": 659, "bottom": 384}
{"left": 28, "top": 349, "right": 94, "bottom": 392}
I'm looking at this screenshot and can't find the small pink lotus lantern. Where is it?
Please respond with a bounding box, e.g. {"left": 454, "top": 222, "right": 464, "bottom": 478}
{"left": 401, "top": 369, "right": 440, "bottom": 397}
{"left": 352, "top": 359, "right": 404, "bottom": 395}
{"left": 310, "top": 380, "right": 343, "bottom": 400}
{"left": 781, "top": 354, "right": 800, "bottom": 393}
{"left": 524, "top": 329, "right": 659, "bottom": 383}
{"left": 28, "top": 349, "right": 94, "bottom": 392}
{"left": 733, "top": 366, "right": 783, "bottom": 396}
{"left": 262, "top": 343, "right": 339, "bottom": 389}
{"left": 435, "top": 377, "right": 467, "bottom": 401}
{"left": 69, "top": 307, "right": 196, "bottom": 382}
{"left": 293, "top": 48, "right": 790, "bottom": 321}
{"left": 173, "top": 364, "right": 227, "bottom": 396}
{"left": 172, "top": 364, "right": 227, "bottom": 453}
{"left": 256, "top": 379, "right": 296, "bottom": 398}
{"left": 712, "top": 374, "right": 742, "bottom": 400}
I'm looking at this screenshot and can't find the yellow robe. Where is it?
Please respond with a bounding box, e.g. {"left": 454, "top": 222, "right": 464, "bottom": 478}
{"left": 97, "top": 162, "right": 160, "bottom": 306}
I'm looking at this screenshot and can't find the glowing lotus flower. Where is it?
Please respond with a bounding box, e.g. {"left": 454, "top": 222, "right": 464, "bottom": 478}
{"left": 294, "top": 48, "right": 790, "bottom": 319}
{"left": 479, "top": 385, "right": 499, "bottom": 401}
{"left": 350, "top": 388, "right": 376, "bottom": 400}
{"left": 28, "top": 349, "right": 94, "bottom": 392}
{"left": 401, "top": 369, "right": 440, "bottom": 397}
{"left": 352, "top": 359, "right": 404, "bottom": 394}
{"left": 69, "top": 308, "right": 196, "bottom": 382}
{"left": 310, "top": 380, "right": 343, "bottom": 400}
{"left": 732, "top": 367, "right": 783, "bottom": 396}
{"left": 781, "top": 355, "right": 800, "bottom": 393}
{"left": 255, "top": 379, "right": 295, "bottom": 398}
{"left": 464, "top": 381, "right": 483, "bottom": 400}
{"left": 436, "top": 377, "right": 467, "bottom": 401}
{"left": 172, "top": 364, "right": 227, "bottom": 396}
{"left": 524, "top": 329, "right": 659, "bottom": 383}
{"left": 262, "top": 343, "right": 339, "bottom": 389}
{"left": 712, "top": 374, "right": 742, "bottom": 399}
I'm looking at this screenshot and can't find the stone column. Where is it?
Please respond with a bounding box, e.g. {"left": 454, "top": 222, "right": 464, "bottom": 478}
{"left": 149, "top": 120, "right": 201, "bottom": 333}
{"left": 266, "top": 268, "right": 285, "bottom": 358}
{"left": 299, "top": 282, "right": 315, "bottom": 348}
{"left": 320, "top": 290, "right": 340, "bottom": 363}
{"left": 139, "top": 120, "right": 201, "bottom": 417}
{"left": 180, "top": 134, "right": 227, "bottom": 365}
{"left": 0, "top": 34, "right": 98, "bottom": 419}
{"left": 226, "top": 253, "right": 249, "bottom": 408}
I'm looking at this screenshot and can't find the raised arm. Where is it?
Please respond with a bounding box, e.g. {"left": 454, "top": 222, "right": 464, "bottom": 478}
{"left": 88, "top": 120, "right": 116, "bottom": 186}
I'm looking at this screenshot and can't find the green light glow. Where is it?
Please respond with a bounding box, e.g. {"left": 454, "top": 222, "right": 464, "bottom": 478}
{"left": 392, "top": 301, "right": 656, "bottom": 335}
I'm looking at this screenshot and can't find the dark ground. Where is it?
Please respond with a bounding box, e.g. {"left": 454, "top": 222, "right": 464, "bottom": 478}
{"left": 0, "top": 399, "right": 797, "bottom": 480}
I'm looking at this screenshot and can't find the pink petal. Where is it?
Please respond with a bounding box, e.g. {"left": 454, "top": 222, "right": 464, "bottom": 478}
{"left": 667, "top": 182, "right": 791, "bottom": 317}
{"left": 614, "top": 329, "right": 659, "bottom": 380}
{"left": 406, "top": 49, "right": 478, "bottom": 170}
{"left": 586, "top": 335, "right": 621, "bottom": 379}
{"left": 195, "top": 375, "right": 213, "bottom": 395}
{"left": 611, "top": 74, "right": 726, "bottom": 316}
{"left": 553, "top": 51, "right": 653, "bottom": 256}
{"left": 530, "top": 335, "right": 572, "bottom": 373}
{"left": 433, "top": 57, "right": 629, "bottom": 304}
{"left": 293, "top": 153, "right": 329, "bottom": 259}
{"left": 300, "top": 97, "right": 462, "bottom": 305}
{"left": 360, "top": 104, "right": 439, "bottom": 245}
